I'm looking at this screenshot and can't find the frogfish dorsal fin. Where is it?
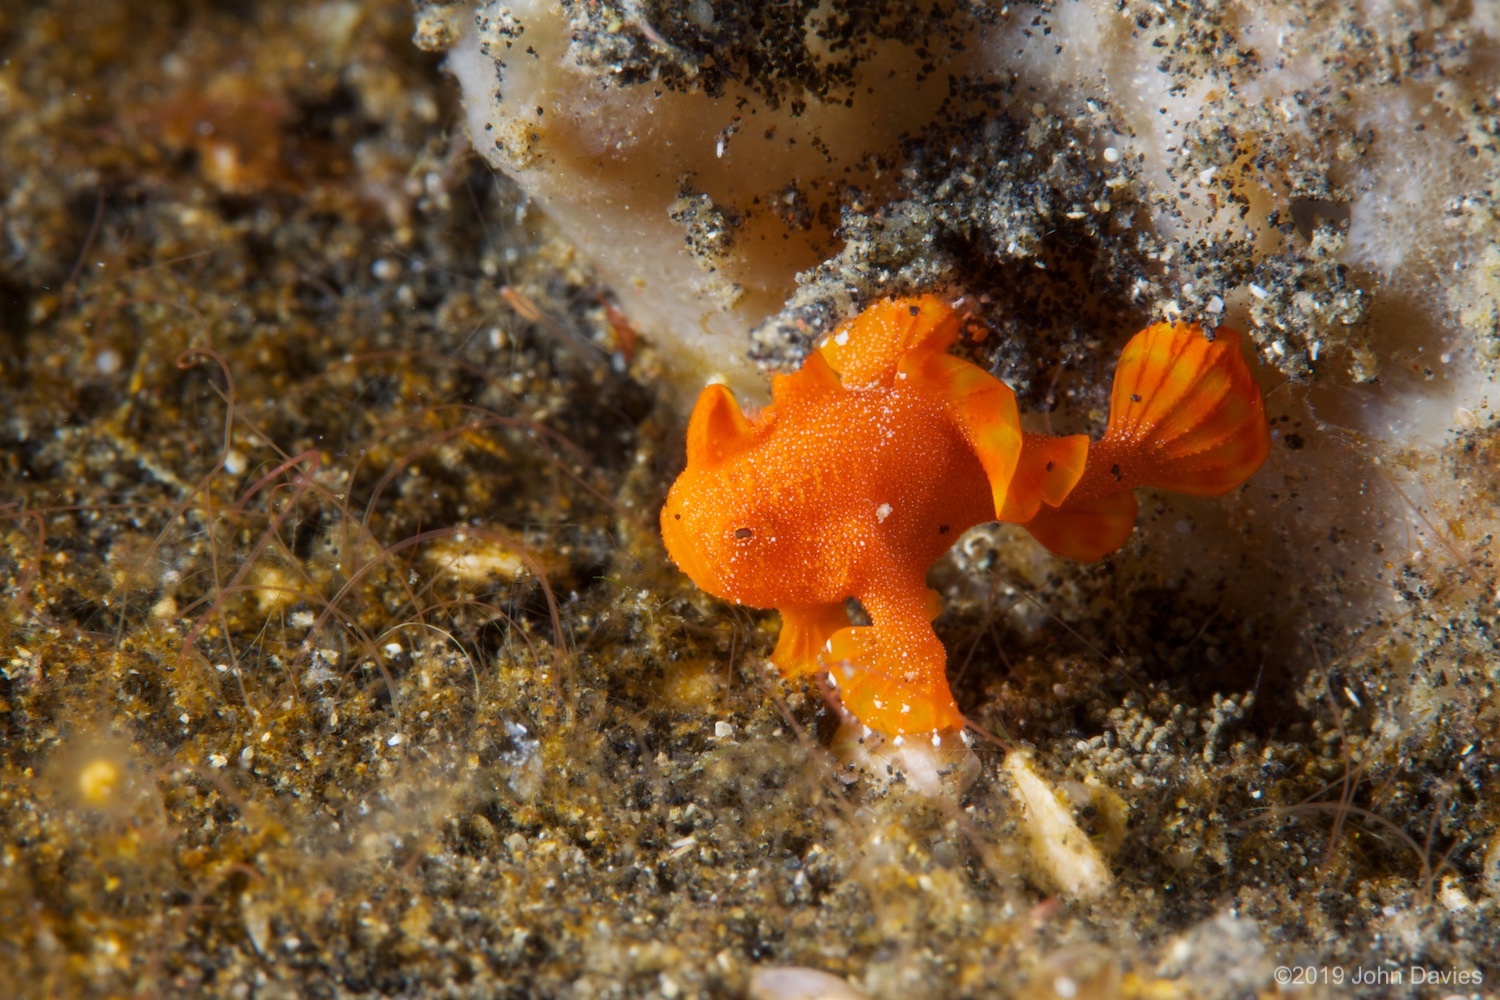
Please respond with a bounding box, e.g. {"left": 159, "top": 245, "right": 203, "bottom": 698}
{"left": 897, "top": 349, "right": 1024, "bottom": 520}
{"left": 820, "top": 295, "right": 962, "bottom": 388}
{"left": 770, "top": 346, "right": 842, "bottom": 408}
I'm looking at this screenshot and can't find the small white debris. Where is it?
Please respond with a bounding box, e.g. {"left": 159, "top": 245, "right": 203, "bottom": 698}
{"left": 242, "top": 894, "right": 271, "bottom": 955}
{"left": 1206, "top": 295, "right": 1224, "bottom": 314}
{"left": 1198, "top": 165, "right": 1217, "bottom": 185}
{"left": 1248, "top": 283, "right": 1269, "bottom": 300}
{"left": 208, "top": 753, "right": 228, "bottom": 769}
{"left": 387, "top": 733, "right": 404, "bottom": 747}
{"left": 833, "top": 331, "right": 850, "bottom": 347}
{"left": 714, "top": 721, "right": 734, "bottom": 740}
{"left": 1004, "top": 751, "right": 1113, "bottom": 899}
{"left": 829, "top": 721, "right": 979, "bottom": 799}
{"left": 1102, "top": 146, "right": 1121, "bottom": 163}
{"left": 1480, "top": 831, "right": 1500, "bottom": 898}
{"left": 1438, "top": 874, "right": 1471, "bottom": 912}
{"left": 749, "top": 966, "right": 870, "bottom": 1000}
{"left": 95, "top": 348, "right": 122, "bottom": 375}
{"left": 875, "top": 502, "right": 893, "bottom": 523}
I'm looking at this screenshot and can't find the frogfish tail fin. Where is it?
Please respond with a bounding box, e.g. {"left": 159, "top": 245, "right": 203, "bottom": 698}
{"left": 1102, "top": 322, "right": 1271, "bottom": 496}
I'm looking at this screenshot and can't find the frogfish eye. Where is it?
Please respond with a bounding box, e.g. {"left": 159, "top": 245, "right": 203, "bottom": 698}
{"left": 733, "top": 527, "right": 754, "bottom": 539}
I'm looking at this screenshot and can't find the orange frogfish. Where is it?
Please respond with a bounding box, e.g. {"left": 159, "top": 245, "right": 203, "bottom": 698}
{"left": 660, "top": 296, "right": 1270, "bottom": 736}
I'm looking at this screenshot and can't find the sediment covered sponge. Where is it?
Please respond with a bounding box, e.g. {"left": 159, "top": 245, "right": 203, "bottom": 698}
{"left": 441, "top": 0, "right": 964, "bottom": 399}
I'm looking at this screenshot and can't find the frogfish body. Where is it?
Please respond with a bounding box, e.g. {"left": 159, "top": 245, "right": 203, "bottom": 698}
{"left": 661, "top": 296, "right": 1270, "bottom": 736}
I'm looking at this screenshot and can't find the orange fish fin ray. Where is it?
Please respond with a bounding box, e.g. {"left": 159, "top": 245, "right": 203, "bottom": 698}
{"left": 820, "top": 296, "right": 961, "bottom": 386}
{"left": 685, "top": 382, "right": 761, "bottom": 467}
{"left": 897, "top": 350, "right": 1024, "bottom": 518}
{"left": 772, "top": 603, "right": 852, "bottom": 678}
{"left": 1104, "top": 323, "right": 1271, "bottom": 496}
{"left": 998, "top": 432, "right": 1090, "bottom": 523}
{"left": 1022, "top": 490, "right": 1139, "bottom": 562}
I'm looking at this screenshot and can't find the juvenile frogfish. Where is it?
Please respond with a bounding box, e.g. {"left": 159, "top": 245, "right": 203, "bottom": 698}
{"left": 660, "top": 296, "right": 1270, "bottom": 736}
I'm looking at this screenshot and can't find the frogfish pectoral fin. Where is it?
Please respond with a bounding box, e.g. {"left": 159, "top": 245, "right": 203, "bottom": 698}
{"left": 821, "top": 621, "right": 964, "bottom": 736}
